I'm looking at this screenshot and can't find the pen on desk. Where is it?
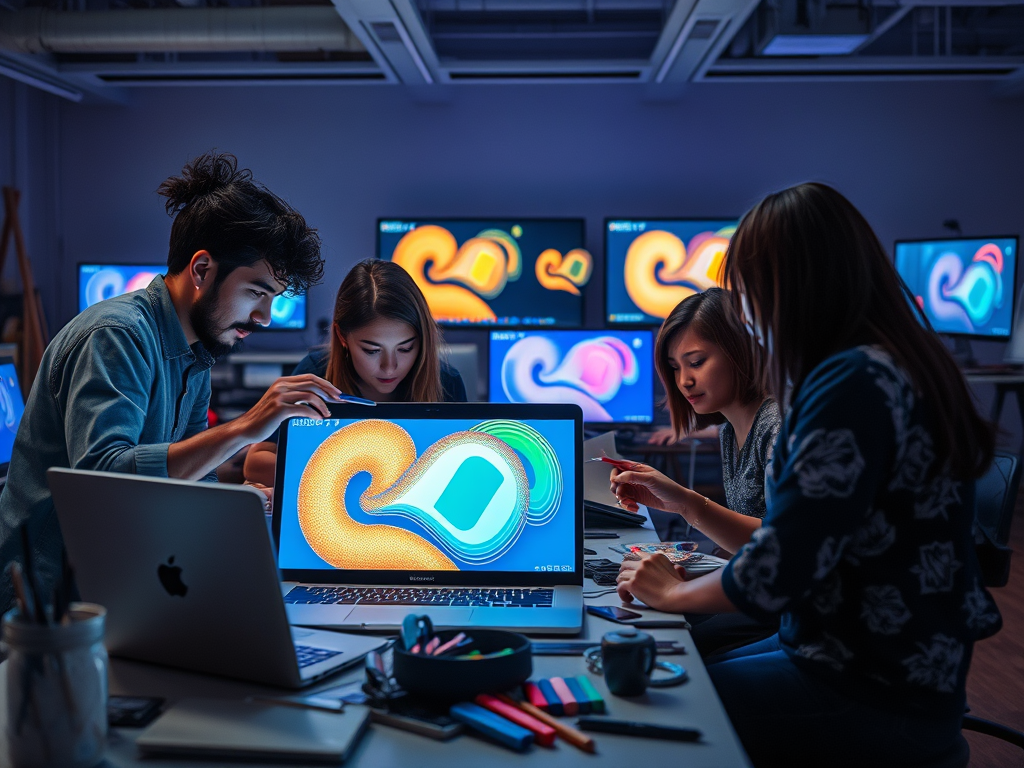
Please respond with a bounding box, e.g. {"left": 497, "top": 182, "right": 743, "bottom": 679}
{"left": 248, "top": 694, "right": 345, "bottom": 714}
{"left": 495, "top": 694, "right": 595, "bottom": 753}
{"left": 576, "top": 716, "right": 702, "bottom": 742}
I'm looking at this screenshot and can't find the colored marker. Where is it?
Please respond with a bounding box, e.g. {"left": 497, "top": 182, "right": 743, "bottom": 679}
{"left": 431, "top": 632, "right": 467, "bottom": 656}
{"left": 475, "top": 695, "right": 557, "bottom": 747}
{"left": 536, "top": 679, "right": 564, "bottom": 716}
{"left": 450, "top": 702, "right": 533, "bottom": 752}
{"left": 495, "top": 694, "right": 596, "bottom": 754}
{"left": 574, "top": 675, "right": 606, "bottom": 715}
{"left": 548, "top": 677, "right": 579, "bottom": 716}
{"left": 523, "top": 682, "right": 548, "bottom": 711}
{"left": 564, "top": 677, "right": 591, "bottom": 715}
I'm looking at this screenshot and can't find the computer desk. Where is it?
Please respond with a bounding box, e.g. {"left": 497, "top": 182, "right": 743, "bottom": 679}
{"left": 0, "top": 523, "right": 751, "bottom": 767}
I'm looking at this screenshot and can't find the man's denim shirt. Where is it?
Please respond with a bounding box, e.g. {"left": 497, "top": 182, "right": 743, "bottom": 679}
{"left": 0, "top": 276, "right": 217, "bottom": 610}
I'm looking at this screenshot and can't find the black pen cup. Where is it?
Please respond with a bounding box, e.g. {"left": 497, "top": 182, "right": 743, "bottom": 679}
{"left": 393, "top": 628, "right": 531, "bottom": 702}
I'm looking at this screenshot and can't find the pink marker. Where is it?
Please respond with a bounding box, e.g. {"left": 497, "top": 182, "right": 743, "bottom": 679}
{"left": 431, "top": 632, "right": 467, "bottom": 656}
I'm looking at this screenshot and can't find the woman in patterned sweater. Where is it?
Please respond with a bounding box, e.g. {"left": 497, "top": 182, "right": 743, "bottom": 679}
{"left": 613, "top": 183, "right": 1000, "bottom": 767}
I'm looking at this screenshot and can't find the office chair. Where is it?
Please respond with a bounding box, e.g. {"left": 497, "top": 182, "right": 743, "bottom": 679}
{"left": 959, "top": 453, "right": 1024, "bottom": 751}
{"left": 916, "top": 453, "right": 1022, "bottom": 768}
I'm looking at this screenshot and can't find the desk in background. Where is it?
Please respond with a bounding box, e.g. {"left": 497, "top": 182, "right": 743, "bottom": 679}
{"left": 964, "top": 371, "right": 1024, "bottom": 466}
{"left": 0, "top": 524, "right": 750, "bottom": 767}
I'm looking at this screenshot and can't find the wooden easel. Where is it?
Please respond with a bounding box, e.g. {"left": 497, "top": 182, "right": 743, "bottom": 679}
{"left": 0, "top": 187, "right": 50, "bottom": 399}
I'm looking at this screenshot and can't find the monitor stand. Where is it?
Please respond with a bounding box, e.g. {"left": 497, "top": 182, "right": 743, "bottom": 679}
{"left": 951, "top": 337, "right": 977, "bottom": 369}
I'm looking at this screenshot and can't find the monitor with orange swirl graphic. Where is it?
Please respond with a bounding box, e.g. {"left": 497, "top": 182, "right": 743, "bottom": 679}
{"left": 488, "top": 330, "right": 654, "bottom": 425}
{"left": 377, "top": 219, "right": 592, "bottom": 327}
{"left": 604, "top": 219, "right": 738, "bottom": 325}
{"left": 894, "top": 237, "right": 1018, "bottom": 340}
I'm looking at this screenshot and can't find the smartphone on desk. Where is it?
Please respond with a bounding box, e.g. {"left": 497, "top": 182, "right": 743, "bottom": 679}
{"left": 587, "top": 605, "right": 691, "bottom": 629}
{"left": 370, "top": 700, "right": 464, "bottom": 741}
{"left": 588, "top": 605, "right": 643, "bottom": 622}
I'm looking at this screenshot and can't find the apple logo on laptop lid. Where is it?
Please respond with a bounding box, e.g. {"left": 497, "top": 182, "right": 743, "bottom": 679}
{"left": 157, "top": 556, "right": 188, "bottom": 597}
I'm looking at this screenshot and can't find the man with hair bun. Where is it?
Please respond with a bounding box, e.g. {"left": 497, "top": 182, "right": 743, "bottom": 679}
{"left": 0, "top": 151, "right": 339, "bottom": 610}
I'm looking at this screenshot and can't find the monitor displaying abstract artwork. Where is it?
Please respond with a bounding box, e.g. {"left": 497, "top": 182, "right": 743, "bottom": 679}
{"left": 894, "top": 237, "right": 1018, "bottom": 339}
{"left": 489, "top": 329, "right": 654, "bottom": 425}
{"left": 79, "top": 264, "right": 167, "bottom": 311}
{"left": 0, "top": 358, "right": 25, "bottom": 476}
{"left": 78, "top": 263, "right": 307, "bottom": 330}
{"left": 605, "top": 219, "right": 737, "bottom": 325}
{"left": 377, "top": 219, "right": 591, "bottom": 327}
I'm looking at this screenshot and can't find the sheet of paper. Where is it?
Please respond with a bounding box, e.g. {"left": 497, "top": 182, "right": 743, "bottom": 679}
{"left": 583, "top": 431, "right": 655, "bottom": 531}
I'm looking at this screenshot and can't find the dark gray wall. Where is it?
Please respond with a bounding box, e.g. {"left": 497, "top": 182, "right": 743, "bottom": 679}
{"left": 4, "top": 79, "right": 1024, "bottom": 439}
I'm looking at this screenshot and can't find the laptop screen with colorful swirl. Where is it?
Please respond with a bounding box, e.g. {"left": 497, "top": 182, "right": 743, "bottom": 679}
{"left": 376, "top": 219, "right": 590, "bottom": 327}
{"left": 488, "top": 330, "right": 654, "bottom": 425}
{"left": 273, "top": 403, "right": 583, "bottom": 588}
{"left": 605, "top": 219, "right": 737, "bottom": 325}
{"left": 894, "top": 237, "right": 1018, "bottom": 339}
{"left": 77, "top": 263, "right": 308, "bottom": 330}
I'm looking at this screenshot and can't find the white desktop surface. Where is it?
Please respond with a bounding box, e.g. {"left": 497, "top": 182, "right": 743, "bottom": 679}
{"left": 0, "top": 525, "right": 750, "bottom": 767}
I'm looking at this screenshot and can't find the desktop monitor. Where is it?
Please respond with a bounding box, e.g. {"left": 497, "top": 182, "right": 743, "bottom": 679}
{"left": 489, "top": 329, "right": 654, "bottom": 425}
{"left": 377, "top": 219, "right": 591, "bottom": 327}
{"left": 605, "top": 219, "right": 738, "bottom": 325}
{"left": 77, "top": 263, "right": 307, "bottom": 330}
{"left": 894, "top": 237, "right": 1018, "bottom": 339}
{"left": 0, "top": 357, "right": 25, "bottom": 479}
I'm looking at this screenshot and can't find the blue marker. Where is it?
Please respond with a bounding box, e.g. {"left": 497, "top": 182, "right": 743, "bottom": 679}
{"left": 450, "top": 702, "right": 534, "bottom": 752}
{"left": 536, "top": 679, "right": 564, "bottom": 716}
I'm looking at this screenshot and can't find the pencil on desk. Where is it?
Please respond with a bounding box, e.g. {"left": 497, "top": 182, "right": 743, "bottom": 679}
{"left": 495, "top": 693, "right": 596, "bottom": 754}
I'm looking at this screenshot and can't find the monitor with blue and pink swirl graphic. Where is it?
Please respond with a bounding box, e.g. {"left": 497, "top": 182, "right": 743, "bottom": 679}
{"left": 605, "top": 219, "right": 738, "bottom": 325}
{"left": 78, "top": 263, "right": 308, "bottom": 330}
{"left": 894, "top": 238, "right": 1018, "bottom": 339}
{"left": 489, "top": 330, "right": 654, "bottom": 425}
{"left": 0, "top": 358, "right": 25, "bottom": 476}
{"left": 377, "top": 219, "right": 591, "bottom": 327}
{"left": 274, "top": 406, "right": 579, "bottom": 576}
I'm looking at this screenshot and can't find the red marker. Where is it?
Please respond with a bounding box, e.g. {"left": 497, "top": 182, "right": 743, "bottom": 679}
{"left": 523, "top": 681, "right": 549, "bottom": 711}
{"left": 587, "top": 456, "right": 635, "bottom": 470}
{"left": 475, "top": 695, "right": 557, "bottom": 747}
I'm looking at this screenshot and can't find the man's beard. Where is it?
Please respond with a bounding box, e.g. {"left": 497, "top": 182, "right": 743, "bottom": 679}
{"left": 189, "top": 283, "right": 262, "bottom": 359}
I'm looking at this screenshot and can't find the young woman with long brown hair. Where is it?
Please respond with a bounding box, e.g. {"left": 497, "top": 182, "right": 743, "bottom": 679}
{"left": 244, "top": 259, "right": 466, "bottom": 486}
{"left": 611, "top": 287, "right": 782, "bottom": 656}
{"left": 613, "top": 183, "right": 1000, "bottom": 767}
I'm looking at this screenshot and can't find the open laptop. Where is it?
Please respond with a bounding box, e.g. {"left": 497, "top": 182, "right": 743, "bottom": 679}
{"left": 48, "top": 468, "right": 387, "bottom": 688}
{"left": 273, "top": 402, "right": 584, "bottom": 634}
{"left": 0, "top": 356, "right": 25, "bottom": 484}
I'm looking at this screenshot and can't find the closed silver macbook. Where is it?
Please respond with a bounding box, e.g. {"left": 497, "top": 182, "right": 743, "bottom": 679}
{"left": 48, "top": 469, "right": 386, "bottom": 688}
{"left": 273, "top": 403, "right": 584, "bottom": 634}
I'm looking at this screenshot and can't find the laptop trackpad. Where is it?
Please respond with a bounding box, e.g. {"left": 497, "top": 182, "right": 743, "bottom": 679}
{"left": 347, "top": 606, "right": 473, "bottom": 628}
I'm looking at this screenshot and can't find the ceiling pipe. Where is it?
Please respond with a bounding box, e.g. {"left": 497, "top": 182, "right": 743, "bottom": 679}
{"left": 0, "top": 7, "right": 366, "bottom": 54}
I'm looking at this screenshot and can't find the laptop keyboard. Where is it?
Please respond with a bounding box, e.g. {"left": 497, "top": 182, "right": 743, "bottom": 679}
{"left": 285, "top": 586, "right": 554, "bottom": 608}
{"left": 294, "top": 645, "right": 342, "bottom": 669}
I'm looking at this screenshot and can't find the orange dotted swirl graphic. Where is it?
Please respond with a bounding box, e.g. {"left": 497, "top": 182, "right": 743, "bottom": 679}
{"left": 535, "top": 249, "right": 593, "bottom": 296}
{"left": 297, "top": 420, "right": 457, "bottom": 570}
{"left": 624, "top": 228, "right": 733, "bottom": 320}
